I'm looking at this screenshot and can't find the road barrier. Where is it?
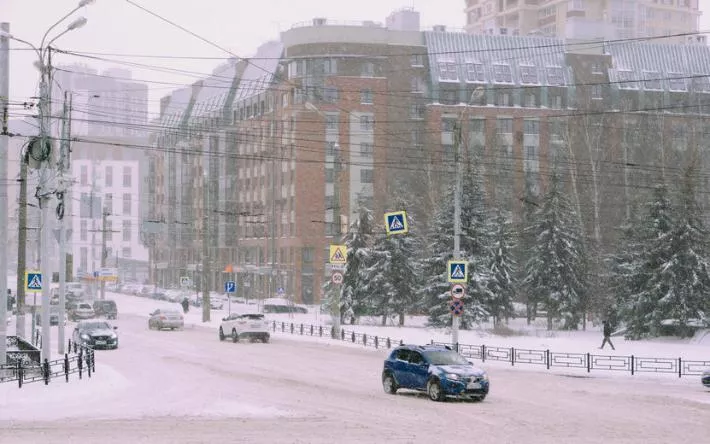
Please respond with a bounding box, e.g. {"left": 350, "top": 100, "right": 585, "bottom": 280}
{"left": 270, "top": 321, "right": 710, "bottom": 378}
{"left": 0, "top": 339, "right": 96, "bottom": 388}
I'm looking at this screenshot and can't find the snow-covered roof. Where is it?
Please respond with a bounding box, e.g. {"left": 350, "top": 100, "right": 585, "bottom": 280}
{"left": 231, "top": 40, "right": 283, "bottom": 106}
{"left": 424, "top": 31, "right": 571, "bottom": 89}
{"left": 606, "top": 41, "right": 710, "bottom": 92}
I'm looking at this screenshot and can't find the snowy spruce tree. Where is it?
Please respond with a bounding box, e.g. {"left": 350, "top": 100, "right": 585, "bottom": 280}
{"left": 339, "top": 205, "right": 375, "bottom": 324}
{"left": 362, "top": 198, "right": 422, "bottom": 326}
{"left": 620, "top": 183, "right": 674, "bottom": 338}
{"left": 625, "top": 170, "right": 710, "bottom": 337}
{"left": 422, "top": 160, "right": 493, "bottom": 329}
{"left": 523, "top": 170, "right": 588, "bottom": 330}
{"left": 484, "top": 211, "right": 517, "bottom": 327}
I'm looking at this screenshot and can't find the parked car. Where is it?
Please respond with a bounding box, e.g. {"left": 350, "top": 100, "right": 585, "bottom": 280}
{"left": 219, "top": 313, "right": 270, "bottom": 343}
{"left": 93, "top": 300, "right": 118, "bottom": 320}
{"left": 381, "top": 344, "right": 489, "bottom": 402}
{"left": 65, "top": 282, "right": 85, "bottom": 301}
{"left": 69, "top": 302, "right": 95, "bottom": 321}
{"left": 702, "top": 369, "right": 710, "bottom": 388}
{"left": 72, "top": 320, "right": 118, "bottom": 349}
{"left": 148, "top": 309, "right": 184, "bottom": 330}
{"left": 36, "top": 305, "right": 67, "bottom": 326}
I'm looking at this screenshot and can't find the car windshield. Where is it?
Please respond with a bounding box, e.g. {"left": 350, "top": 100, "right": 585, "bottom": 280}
{"left": 162, "top": 310, "right": 181, "bottom": 315}
{"left": 78, "top": 304, "right": 92, "bottom": 309}
{"left": 81, "top": 322, "right": 110, "bottom": 330}
{"left": 423, "top": 350, "right": 470, "bottom": 366}
{"left": 241, "top": 314, "right": 264, "bottom": 320}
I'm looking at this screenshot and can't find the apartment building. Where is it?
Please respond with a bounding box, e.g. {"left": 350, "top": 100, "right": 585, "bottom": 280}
{"left": 464, "top": 0, "right": 702, "bottom": 42}
{"left": 70, "top": 159, "right": 148, "bottom": 281}
{"left": 149, "top": 8, "right": 710, "bottom": 304}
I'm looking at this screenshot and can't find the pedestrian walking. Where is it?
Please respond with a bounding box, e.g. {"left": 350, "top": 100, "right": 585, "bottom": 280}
{"left": 181, "top": 297, "right": 190, "bottom": 314}
{"left": 600, "top": 320, "right": 615, "bottom": 350}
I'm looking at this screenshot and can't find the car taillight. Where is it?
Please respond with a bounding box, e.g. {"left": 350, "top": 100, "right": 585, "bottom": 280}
{"left": 160, "top": 316, "right": 167, "bottom": 320}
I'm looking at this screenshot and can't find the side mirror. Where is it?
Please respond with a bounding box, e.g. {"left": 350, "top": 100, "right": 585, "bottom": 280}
{"left": 113, "top": 326, "right": 118, "bottom": 330}
{"left": 222, "top": 317, "right": 227, "bottom": 322}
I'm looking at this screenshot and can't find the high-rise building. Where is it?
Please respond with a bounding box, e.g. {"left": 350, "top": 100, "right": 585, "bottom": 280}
{"left": 463, "top": 0, "right": 702, "bottom": 43}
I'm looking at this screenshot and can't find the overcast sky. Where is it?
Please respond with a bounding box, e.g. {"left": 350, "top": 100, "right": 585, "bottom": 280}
{"left": 3, "top": 0, "right": 710, "bottom": 118}
{"left": 3, "top": 0, "right": 463, "bottom": 118}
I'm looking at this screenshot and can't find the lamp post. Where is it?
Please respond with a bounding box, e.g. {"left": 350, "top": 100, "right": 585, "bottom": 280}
{"left": 1, "top": 0, "right": 92, "bottom": 362}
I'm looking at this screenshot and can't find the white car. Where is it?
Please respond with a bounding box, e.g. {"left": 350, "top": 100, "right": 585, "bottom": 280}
{"left": 219, "top": 313, "right": 270, "bottom": 343}
{"left": 70, "top": 302, "right": 95, "bottom": 321}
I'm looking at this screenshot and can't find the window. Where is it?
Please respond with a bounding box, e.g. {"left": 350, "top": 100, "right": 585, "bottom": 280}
{"left": 301, "top": 247, "right": 314, "bottom": 263}
{"left": 122, "top": 220, "right": 131, "bottom": 242}
{"left": 325, "top": 141, "right": 338, "bottom": 157}
{"left": 360, "top": 89, "right": 373, "bottom": 104}
{"left": 465, "top": 61, "right": 485, "bottom": 82}
{"left": 359, "top": 142, "right": 374, "bottom": 157}
{"left": 104, "top": 166, "right": 113, "bottom": 187}
{"left": 550, "top": 94, "right": 563, "bottom": 109}
{"left": 497, "top": 118, "right": 513, "bottom": 134}
{"left": 361, "top": 62, "right": 375, "bottom": 77}
{"left": 359, "top": 115, "right": 374, "bottom": 131}
{"left": 325, "top": 115, "right": 338, "bottom": 131}
{"left": 524, "top": 93, "right": 537, "bottom": 107}
{"left": 80, "top": 247, "right": 88, "bottom": 271}
{"left": 360, "top": 169, "right": 374, "bottom": 183}
{"left": 80, "top": 220, "right": 87, "bottom": 241}
{"left": 668, "top": 73, "right": 686, "bottom": 91}
{"left": 323, "top": 87, "right": 339, "bottom": 103}
{"left": 643, "top": 71, "right": 662, "bottom": 90}
{"left": 519, "top": 64, "right": 539, "bottom": 84}
{"left": 692, "top": 75, "right": 710, "bottom": 92}
{"left": 122, "top": 166, "right": 131, "bottom": 187}
{"left": 492, "top": 63, "right": 513, "bottom": 83}
{"left": 591, "top": 84, "right": 603, "bottom": 99}
{"left": 122, "top": 193, "right": 131, "bottom": 215}
{"left": 546, "top": 66, "right": 564, "bottom": 86}
{"left": 410, "top": 54, "right": 424, "bottom": 67}
{"left": 496, "top": 92, "right": 512, "bottom": 106}
{"left": 80, "top": 165, "right": 88, "bottom": 186}
{"left": 410, "top": 103, "right": 425, "bottom": 119}
{"left": 617, "top": 70, "right": 638, "bottom": 89}
{"left": 438, "top": 60, "right": 458, "bottom": 81}
{"left": 105, "top": 220, "right": 113, "bottom": 241}
{"left": 105, "top": 193, "right": 113, "bottom": 213}
{"left": 410, "top": 77, "right": 425, "bottom": 93}
{"left": 122, "top": 247, "right": 131, "bottom": 259}
{"left": 524, "top": 120, "right": 539, "bottom": 134}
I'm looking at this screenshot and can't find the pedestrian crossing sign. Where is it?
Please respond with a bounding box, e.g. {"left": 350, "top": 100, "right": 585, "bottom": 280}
{"left": 384, "top": 210, "right": 408, "bottom": 235}
{"left": 329, "top": 244, "right": 347, "bottom": 265}
{"left": 447, "top": 260, "right": 468, "bottom": 283}
{"left": 25, "top": 271, "right": 43, "bottom": 292}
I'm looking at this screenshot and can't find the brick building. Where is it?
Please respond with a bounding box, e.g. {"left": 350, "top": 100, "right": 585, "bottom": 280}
{"left": 147, "top": 9, "right": 710, "bottom": 304}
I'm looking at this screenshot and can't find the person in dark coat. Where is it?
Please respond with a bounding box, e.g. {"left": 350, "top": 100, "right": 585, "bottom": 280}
{"left": 181, "top": 297, "right": 190, "bottom": 314}
{"left": 600, "top": 320, "right": 615, "bottom": 350}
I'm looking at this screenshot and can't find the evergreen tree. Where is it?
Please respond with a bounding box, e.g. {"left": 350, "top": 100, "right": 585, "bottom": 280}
{"left": 627, "top": 170, "right": 710, "bottom": 337}
{"left": 339, "top": 205, "right": 374, "bottom": 324}
{"left": 524, "top": 171, "right": 588, "bottom": 330}
{"left": 362, "top": 200, "right": 422, "bottom": 326}
{"left": 622, "top": 183, "right": 674, "bottom": 338}
{"left": 485, "top": 211, "right": 517, "bottom": 327}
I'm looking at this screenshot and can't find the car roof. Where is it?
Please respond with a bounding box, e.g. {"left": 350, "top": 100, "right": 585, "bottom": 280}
{"left": 394, "top": 344, "right": 454, "bottom": 352}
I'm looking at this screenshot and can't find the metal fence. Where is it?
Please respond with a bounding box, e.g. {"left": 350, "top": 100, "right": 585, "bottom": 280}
{"left": 270, "top": 321, "right": 710, "bottom": 378}
{"left": 0, "top": 340, "right": 96, "bottom": 388}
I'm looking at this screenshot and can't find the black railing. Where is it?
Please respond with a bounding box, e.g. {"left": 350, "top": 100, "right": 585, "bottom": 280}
{"left": 270, "top": 321, "right": 710, "bottom": 378}
{"left": 0, "top": 340, "right": 96, "bottom": 388}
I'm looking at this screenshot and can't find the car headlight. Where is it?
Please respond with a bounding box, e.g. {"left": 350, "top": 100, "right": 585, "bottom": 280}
{"left": 80, "top": 333, "right": 90, "bottom": 339}
{"left": 480, "top": 372, "right": 489, "bottom": 381}
{"left": 445, "top": 373, "right": 461, "bottom": 381}
{"left": 109, "top": 332, "right": 117, "bottom": 338}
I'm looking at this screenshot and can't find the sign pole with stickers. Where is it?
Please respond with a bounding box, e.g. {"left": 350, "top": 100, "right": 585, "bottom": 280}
{"left": 329, "top": 244, "right": 347, "bottom": 337}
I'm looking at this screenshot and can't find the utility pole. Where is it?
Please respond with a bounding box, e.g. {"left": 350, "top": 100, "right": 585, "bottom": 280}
{"left": 452, "top": 122, "right": 463, "bottom": 347}
{"left": 201, "top": 170, "right": 210, "bottom": 322}
{"left": 15, "top": 148, "right": 28, "bottom": 339}
{"left": 90, "top": 207, "right": 118, "bottom": 301}
{"left": 0, "top": 22, "right": 10, "bottom": 365}
{"left": 57, "top": 89, "right": 72, "bottom": 354}
{"left": 270, "top": 104, "right": 277, "bottom": 300}
{"left": 332, "top": 143, "right": 342, "bottom": 336}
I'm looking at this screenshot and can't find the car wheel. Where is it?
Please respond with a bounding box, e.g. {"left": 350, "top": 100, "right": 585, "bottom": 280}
{"left": 474, "top": 395, "right": 486, "bottom": 402}
{"left": 427, "top": 379, "right": 445, "bottom": 402}
{"left": 382, "top": 374, "right": 398, "bottom": 394}
{"left": 262, "top": 335, "right": 270, "bottom": 344}
{"left": 231, "top": 329, "right": 239, "bottom": 343}
{"left": 219, "top": 328, "right": 225, "bottom": 341}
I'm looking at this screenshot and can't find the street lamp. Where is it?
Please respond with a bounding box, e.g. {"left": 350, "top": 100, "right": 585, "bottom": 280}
{"left": 0, "top": 0, "right": 92, "bottom": 363}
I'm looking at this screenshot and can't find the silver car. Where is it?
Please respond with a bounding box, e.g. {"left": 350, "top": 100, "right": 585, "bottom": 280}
{"left": 148, "top": 309, "right": 184, "bottom": 331}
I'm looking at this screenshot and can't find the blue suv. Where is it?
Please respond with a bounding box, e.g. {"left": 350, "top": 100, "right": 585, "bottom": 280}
{"left": 382, "top": 344, "right": 489, "bottom": 402}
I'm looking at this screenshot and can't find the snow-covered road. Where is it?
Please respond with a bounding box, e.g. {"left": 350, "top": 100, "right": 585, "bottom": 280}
{"left": 2, "top": 314, "right": 708, "bottom": 444}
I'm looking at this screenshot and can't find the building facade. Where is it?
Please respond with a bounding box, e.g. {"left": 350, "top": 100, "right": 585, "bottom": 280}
{"left": 148, "top": 8, "right": 710, "bottom": 304}
{"left": 464, "top": 0, "right": 702, "bottom": 42}
{"left": 70, "top": 159, "right": 148, "bottom": 281}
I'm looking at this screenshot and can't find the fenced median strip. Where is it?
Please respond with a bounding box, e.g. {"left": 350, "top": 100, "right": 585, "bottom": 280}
{"left": 1, "top": 339, "right": 96, "bottom": 388}
{"left": 269, "top": 321, "right": 710, "bottom": 379}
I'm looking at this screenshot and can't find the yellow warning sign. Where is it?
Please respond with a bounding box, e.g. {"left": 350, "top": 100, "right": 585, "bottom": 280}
{"left": 329, "top": 244, "right": 347, "bottom": 265}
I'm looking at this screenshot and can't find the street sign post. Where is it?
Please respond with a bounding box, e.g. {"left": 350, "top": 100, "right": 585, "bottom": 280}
{"left": 225, "top": 281, "right": 236, "bottom": 293}
{"left": 26, "top": 271, "right": 42, "bottom": 293}
{"left": 447, "top": 260, "right": 468, "bottom": 284}
{"left": 449, "top": 299, "right": 464, "bottom": 316}
{"left": 329, "top": 244, "right": 347, "bottom": 265}
{"left": 451, "top": 283, "right": 465, "bottom": 300}
{"left": 332, "top": 272, "right": 343, "bottom": 284}
{"left": 180, "top": 276, "right": 192, "bottom": 288}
